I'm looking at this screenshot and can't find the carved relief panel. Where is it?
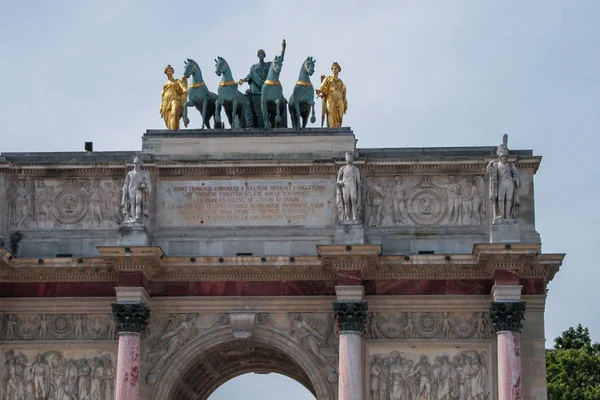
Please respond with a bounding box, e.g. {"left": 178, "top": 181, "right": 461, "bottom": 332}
{"left": 0, "top": 348, "right": 117, "bottom": 400}
{"left": 366, "top": 344, "right": 494, "bottom": 400}
{"left": 366, "top": 312, "right": 492, "bottom": 340}
{"left": 1, "top": 314, "right": 116, "bottom": 341}
{"left": 9, "top": 178, "right": 123, "bottom": 230}
{"left": 364, "top": 175, "right": 487, "bottom": 228}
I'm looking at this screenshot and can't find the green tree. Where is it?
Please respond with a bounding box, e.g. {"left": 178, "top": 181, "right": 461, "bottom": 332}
{"left": 546, "top": 324, "right": 600, "bottom": 400}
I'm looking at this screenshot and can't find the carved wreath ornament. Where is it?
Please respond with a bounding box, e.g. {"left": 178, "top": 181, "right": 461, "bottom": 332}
{"left": 52, "top": 189, "right": 88, "bottom": 224}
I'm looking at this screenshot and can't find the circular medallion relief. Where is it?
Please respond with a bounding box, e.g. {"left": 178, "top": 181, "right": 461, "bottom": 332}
{"left": 414, "top": 313, "right": 440, "bottom": 339}
{"left": 53, "top": 189, "right": 88, "bottom": 224}
{"left": 48, "top": 314, "right": 73, "bottom": 339}
{"left": 407, "top": 189, "right": 446, "bottom": 226}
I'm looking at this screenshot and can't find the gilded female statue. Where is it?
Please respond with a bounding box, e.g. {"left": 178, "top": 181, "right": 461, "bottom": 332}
{"left": 316, "top": 62, "right": 347, "bottom": 127}
{"left": 160, "top": 64, "right": 188, "bottom": 130}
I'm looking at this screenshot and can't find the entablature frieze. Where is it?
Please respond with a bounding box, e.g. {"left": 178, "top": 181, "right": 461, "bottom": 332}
{"left": 0, "top": 246, "right": 564, "bottom": 284}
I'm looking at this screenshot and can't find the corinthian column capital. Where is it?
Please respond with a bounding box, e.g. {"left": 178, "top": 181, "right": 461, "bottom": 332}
{"left": 490, "top": 301, "right": 526, "bottom": 333}
{"left": 111, "top": 302, "right": 151, "bottom": 334}
{"left": 333, "top": 301, "right": 368, "bottom": 332}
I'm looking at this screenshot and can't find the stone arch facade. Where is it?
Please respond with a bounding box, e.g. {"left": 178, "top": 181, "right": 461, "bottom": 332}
{"left": 149, "top": 325, "right": 334, "bottom": 400}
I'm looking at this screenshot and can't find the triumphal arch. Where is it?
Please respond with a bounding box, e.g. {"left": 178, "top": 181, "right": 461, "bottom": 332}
{"left": 0, "top": 126, "right": 564, "bottom": 400}
{"left": 1, "top": 41, "right": 566, "bottom": 400}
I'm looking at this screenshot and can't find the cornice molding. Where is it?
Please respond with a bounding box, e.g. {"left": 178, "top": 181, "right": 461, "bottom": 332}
{"left": 0, "top": 156, "right": 542, "bottom": 177}
{"left": 0, "top": 246, "right": 564, "bottom": 284}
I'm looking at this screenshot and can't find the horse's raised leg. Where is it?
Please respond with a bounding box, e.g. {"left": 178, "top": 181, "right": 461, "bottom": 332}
{"left": 183, "top": 100, "right": 193, "bottom": 128}
{"left": 309, "top": 99, "right": 316, "bottom": 125}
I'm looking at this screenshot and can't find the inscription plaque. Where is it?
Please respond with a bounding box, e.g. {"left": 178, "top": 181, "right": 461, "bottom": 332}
{"left": 158, "top": 179, "right": 334, "bottom": 227}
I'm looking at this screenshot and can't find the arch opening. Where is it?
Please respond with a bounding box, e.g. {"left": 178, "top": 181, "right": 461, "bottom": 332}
{"left": 209, "top": 372, "right": 316, "bottom": 400}
{"left": 170, "top": 340, "right": 317, "bottom": 400}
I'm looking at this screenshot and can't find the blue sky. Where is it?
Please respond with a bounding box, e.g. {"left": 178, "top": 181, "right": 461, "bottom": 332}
{"left": 1, "top": 0, "right": 599, "bottom": 397}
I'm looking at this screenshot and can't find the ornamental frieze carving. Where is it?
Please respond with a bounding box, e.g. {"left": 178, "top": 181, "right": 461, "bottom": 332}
{"left": 364, "top": 175, "right": 487, "bottom": 229}
{"left": 366, "top": 312, "right": 492, "bottom": 340}
{"left": 1, "top": 314, "right": 116, "bottom": 341}
{"left": 1, "top": 349, "right": 116, "bottom": 400}
{"left": 10, "top": 178, "right": 124, "bottom": 230}
{"left": 369, "top": 348, "right": 492, "bottom": 400}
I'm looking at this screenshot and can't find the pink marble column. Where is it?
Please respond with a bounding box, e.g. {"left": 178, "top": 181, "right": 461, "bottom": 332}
{"left": 112, "top": 303, "right": 150, "bottom": 400}
{"left": 490, "top": 301, "right": 526, "bottom": 400}
{"left": 334, "top": 301, "right": 368, "bottom": 400}
{"left": 338, "top": 331, "right": 363, "bottom": 400}
{"left": 497, "top": 331, "right": 522, "bottom": 400}
{"left": 115, "top": 333, "right": 142, "bottom": 400}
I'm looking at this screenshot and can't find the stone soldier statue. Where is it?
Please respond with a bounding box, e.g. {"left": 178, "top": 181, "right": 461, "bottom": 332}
{"left": 487, "top": 134, "right": 521, "bottom": 221}
{"left": 336, "top": 152, "right": 363, "bottom": 222}
{"left": 122, "top": 156, "right": 151, "bottom": 223}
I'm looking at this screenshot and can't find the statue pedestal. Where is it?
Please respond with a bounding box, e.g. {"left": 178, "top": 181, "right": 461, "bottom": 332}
{"left": 118, "top": 222, "right": 150, "bottom": 246}
{"left": 334, "top": 221, "right": 364, "bottom": 245}
{"left": 490, "top": 219, "right": 521, "bottom": 243}
{"left": 141, "top": 128, "right": 355, "bottom": 160}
